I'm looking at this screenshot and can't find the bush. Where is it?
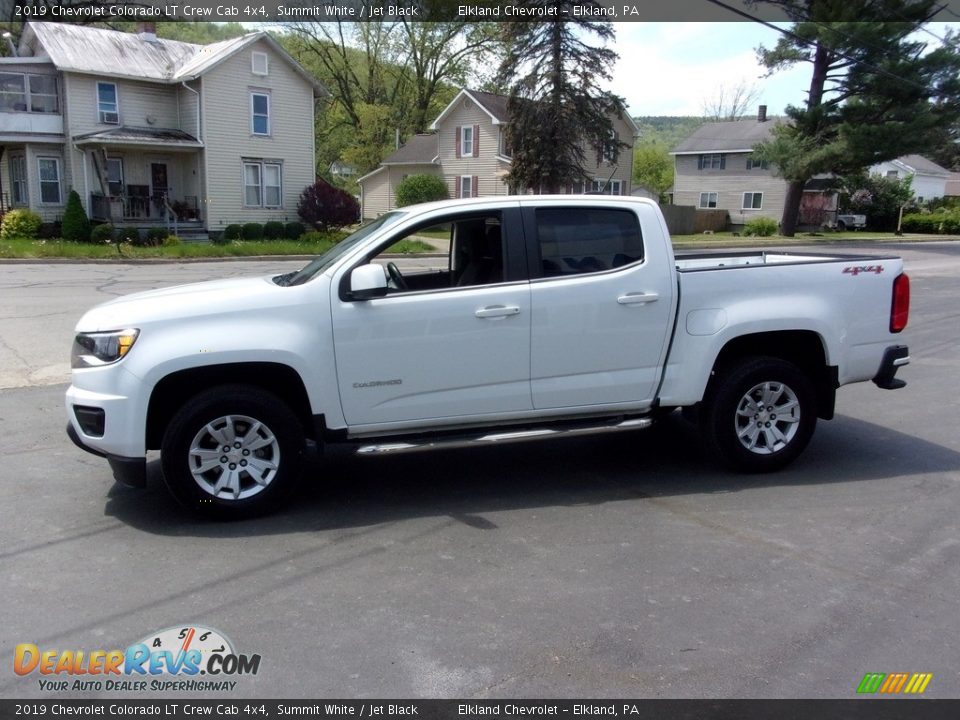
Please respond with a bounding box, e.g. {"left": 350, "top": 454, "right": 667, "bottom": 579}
{"left": 1, "top": 209, "right": 43, "bottom": 240}
{"left": 37, "top": 221, "right": 62, "bottom": 240}
{"left": 223, "top": 224, "right": 243, "bottom": 240}
{"left": 284, "top": 221, "right": 305, "bottom": 239}
{"left": 395, "top": 174, "right": 448, "bottom": 208}
{"left": 263, "top": 221, "right": 285, "bottom": 240}
{"left": 61, "top": 189, "right": 91, "bottom": 242}
{"left": 743, "top": 216, "right": 779, "bottom": 237}
{"left": 901, "top": 211, "right": 960, "bottom": 234}
{"left": 299, "top": 231, "right": 334, "bottom": 244}
{"left": 163, "top": 235, "right": 182, "bottom": 246}
{"left": 136, "top": 226, "right": 169, "bottom": 247}
{"left": 211, "top": 232, "right": 232, "bottom": 246}
{"left": 298, "top": 179, "right": 360, "bottom": 231}
{"left": 241, "top": 222, "right": 263, "bottom": 240}
{"left": 839, "top": 172, "right": 914, "bottom": 231}
{"left": 115, "top": 227, "right": 140, "bottom": 244}
{"left": 90, "top": 223, "right": 114, "bottom": 244}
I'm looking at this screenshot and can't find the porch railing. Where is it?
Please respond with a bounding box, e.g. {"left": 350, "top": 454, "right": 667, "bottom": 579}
{"left": 89, "top": 193, "right": 200, "bottom": 223}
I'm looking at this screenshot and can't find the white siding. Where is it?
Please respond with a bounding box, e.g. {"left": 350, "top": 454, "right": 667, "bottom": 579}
{"left": 26, "top": 144, "right": 66, "bottom": 221}
{"left": 177, "top": 81, "right": 201, "bottom": 141}
{"left": 200, "top": 39, "right": 316, "bottom": 229}
{"left": 438, "top": 99, "right": 508, "bottom": 198}
{"left": 360, "top": 164, "right": 441, "bottom": 219}
{"left": 63, "top": 72, "right": 179, "bottom": 137}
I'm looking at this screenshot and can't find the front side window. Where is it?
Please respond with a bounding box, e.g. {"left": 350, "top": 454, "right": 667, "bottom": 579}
{"left": 698, "top": 153, "right": 725, "bottom": 170}
{"left": 97, "top": 82, "right": 118, "bottom": 124}
{"left": 699, "top": 192, "right": 718, "bottom": 208}
{"left": 0, "top": 73, "right": 26, "bottom": 111}
{"left": 10, "top": 155, "right": 27, "bottom": 205}
{"left": 742, "top": 192, "right": 763, "bottom": 209}
{"left": 536, "top": 207, "right": 643, "bottom": 278}
{"left": 38, "top": 157, "right": 62, "bottom": 204}
{"left": 243, "top": 160, "right": 282, "bottom": 207}
{"left": 251, "top": 92, "right": 270, "bottom": 135}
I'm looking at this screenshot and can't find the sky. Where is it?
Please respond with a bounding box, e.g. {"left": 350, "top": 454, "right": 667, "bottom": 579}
{"left": 606, "top": 21, "right": 959, "bottom": 118}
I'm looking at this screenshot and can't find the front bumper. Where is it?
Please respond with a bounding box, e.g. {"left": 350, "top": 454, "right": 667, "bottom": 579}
{"left": 66, "top": 422, "right": 146, "bottom": 487}
{"left": 873, "top": 345, "right": 910, "bottom": 390}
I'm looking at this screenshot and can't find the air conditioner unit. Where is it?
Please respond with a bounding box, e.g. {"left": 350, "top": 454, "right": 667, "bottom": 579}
{"left": 100, "top": 111, "right": 119, "bottom": 125}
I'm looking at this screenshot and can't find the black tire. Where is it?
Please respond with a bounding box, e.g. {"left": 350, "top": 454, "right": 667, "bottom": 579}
{"left": 161, "top": 384, "right": 305, "bottom": 518}
{"left": 701, "top": 356, "right": 817, "bottom": 473}
{"left": 836, "top": 220, "right": 847, "bottom": 231}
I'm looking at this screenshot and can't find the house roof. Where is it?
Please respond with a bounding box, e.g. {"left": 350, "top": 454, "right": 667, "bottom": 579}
{"left": 382, "top": 134, "right": 439, "bottom": 164}
{"left": 21, "top": 22, "right": 326, "bottom": 96}
{"left": 893, "top": 154, "right": 950, "bottom": 177}
{"left": 73, "top": 126, "right": 203, "bottom": 148}
{"left": 430, "top": 88, "right": 641, "bottom": 136}
{"left": 672, "top": 119, "right": 779, "bottom": 154}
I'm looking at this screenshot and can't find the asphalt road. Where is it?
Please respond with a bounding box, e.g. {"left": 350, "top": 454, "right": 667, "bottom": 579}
{"left": 1, "top": 243, "right": 959, "bottom": 699}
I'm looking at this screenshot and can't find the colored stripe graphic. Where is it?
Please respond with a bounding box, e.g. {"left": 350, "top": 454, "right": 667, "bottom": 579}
{"left": 857, "top": 672, "right": 932, "bottom": 694}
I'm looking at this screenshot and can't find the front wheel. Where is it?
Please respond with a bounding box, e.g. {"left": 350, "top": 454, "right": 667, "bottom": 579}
{"left": 701, "top": 357, "right": 817, "bottom": 473}
{"left": 161, "top": 384, "right": 305, "bottom": 518}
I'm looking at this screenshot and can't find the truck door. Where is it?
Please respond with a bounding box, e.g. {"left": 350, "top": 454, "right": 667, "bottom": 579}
{"left": 526, "top": 204, "right": 675, "bottom": 410}
{"left": 330, "top": 207, "right": 532, "bottom": 428}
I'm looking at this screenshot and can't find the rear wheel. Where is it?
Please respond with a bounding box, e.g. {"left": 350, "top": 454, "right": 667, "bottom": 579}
{"left": 161, "top": 384, "right": 305, "bottom": 518}
{"left": 701, "top": 356, "right": 817, "bottom": 473}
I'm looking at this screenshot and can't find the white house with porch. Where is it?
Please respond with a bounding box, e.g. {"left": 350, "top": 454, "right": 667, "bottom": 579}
{"left": 0, "top": 22, "right": 325, "bottom": 238}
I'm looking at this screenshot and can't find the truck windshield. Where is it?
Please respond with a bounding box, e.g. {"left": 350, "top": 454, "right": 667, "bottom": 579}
{"left": 276, "top": 212, "right": 405, "bottom": 286}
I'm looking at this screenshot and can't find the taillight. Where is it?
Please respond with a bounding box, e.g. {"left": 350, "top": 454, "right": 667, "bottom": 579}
{"left": 890, "top": 273, "right": 910, "bottom": 333}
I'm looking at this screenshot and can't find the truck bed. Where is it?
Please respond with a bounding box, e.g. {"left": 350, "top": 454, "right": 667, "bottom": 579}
{"left": 674, "top": 250, "right": 894, "bottom": 272}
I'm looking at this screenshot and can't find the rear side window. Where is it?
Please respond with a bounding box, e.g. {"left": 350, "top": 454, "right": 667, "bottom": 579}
{"left": 536, "top": 207, "right": 643, "bottom": 277}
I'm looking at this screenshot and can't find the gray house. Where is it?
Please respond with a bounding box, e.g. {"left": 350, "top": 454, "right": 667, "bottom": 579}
{"left": 671, "top": 108, "right": 836, "bottom": 229}
{"left": 1, "top": 22, "right": 326, "bottom": 236}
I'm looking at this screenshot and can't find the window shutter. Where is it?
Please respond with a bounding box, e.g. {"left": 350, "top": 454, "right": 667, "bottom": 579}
{"left": 719, "top": 154, "right": 726, "bottom": 170}
{"left": 697, "top": 155, "right": 704, "bottom": 170}
{"left": 472, "top": 175, "right": 478, "bottom": 197}
{"left": 455, "top": 127, "right": 461, "bottom": 159}
{"left": 473, "top": 124, "right": 480, "bottom": 157}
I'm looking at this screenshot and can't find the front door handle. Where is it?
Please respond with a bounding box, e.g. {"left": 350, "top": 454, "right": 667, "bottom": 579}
{"left": 475, "top": 305, "right": 521, "bottom": 318}
{"left": 617, "top": 292, "right": 659, "bottom": 305}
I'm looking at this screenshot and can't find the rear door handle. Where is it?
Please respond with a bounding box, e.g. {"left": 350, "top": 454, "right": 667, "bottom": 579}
{"left": 617, "top": 292, "right": 659, "bottom": 305}
{"left": 475, "top": 305, "right": 521, "bottom": 318}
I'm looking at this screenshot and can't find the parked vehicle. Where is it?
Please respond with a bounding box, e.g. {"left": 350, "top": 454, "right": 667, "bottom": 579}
{"left": 829, "top": 213, "right": 868, "bottom": 231}
{"left": 67, "top": 197, "right": 910, "bottom": 517}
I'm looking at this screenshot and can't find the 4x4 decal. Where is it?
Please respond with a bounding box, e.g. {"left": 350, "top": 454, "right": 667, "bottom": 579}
{"left": 843, "top": 265, "right": 885, "bottom": 276}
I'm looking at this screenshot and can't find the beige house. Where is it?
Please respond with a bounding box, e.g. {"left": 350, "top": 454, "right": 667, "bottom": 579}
{"left": 671, "top": 108, "right": 839, "bottom": 229}
{"left": 0, "top": 22, "right": 325, "bottom": 238}
{"left": 359, "top": 89, "right": 639, "bottom": 220}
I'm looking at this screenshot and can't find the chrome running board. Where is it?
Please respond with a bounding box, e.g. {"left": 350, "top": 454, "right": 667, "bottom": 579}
{"left": 355, "top": 417, "right": 653, "bottom": 456}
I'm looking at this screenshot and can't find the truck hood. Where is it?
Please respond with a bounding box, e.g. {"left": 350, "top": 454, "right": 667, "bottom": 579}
{"left": 75, "top": 276, "right": 291, "bottom": 332}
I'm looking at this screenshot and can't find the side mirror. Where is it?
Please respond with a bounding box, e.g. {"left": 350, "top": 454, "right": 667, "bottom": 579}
{"left": 349, "top": 264, "right": 388, "bottom": 300}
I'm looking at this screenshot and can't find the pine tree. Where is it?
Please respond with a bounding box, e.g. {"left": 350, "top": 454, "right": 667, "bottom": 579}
{"left": 61, "top": 189, "right": 90, "bottom": 242}
{"left": 496, "top": 4, "right": 625, "bottom": 193}
{"left": 753, "top": 0, "right": 960, "bottom": 235}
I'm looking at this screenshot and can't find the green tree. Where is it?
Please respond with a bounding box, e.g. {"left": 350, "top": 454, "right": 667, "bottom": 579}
{"left": 61, "top": 190, "right": 90, "bottom": 242}
{"left": 839, "top": 172, "right": 914, "bottom": 230}
{"left": 632, "top": 142, "right": 674, "bottom": 201}
{"left": 395, "top": 174, "right": 449, "bottom": 207}
{"left": 753, "top": 0, "right": 960, "bottom": 236}
{"left": 496, "top": 7, "right": 625, "bottom": 193}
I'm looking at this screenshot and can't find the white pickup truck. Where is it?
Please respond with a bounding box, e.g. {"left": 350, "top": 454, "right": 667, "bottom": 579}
{"left": 66, "top": 197, "right": 911, "bottom": 517}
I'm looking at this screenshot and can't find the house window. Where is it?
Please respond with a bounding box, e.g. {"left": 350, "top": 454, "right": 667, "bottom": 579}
{"left": 251, "top": 51, "right": 269, "bottom": 76}
{"left": 698, "top": 154, "right": 725, "bottom": 170}
{"left": 886, "top": 170, "right": 898, "bottom": 179}
{"left": 742, "top": 192, "right": 763, "bottom": 209}
{"left": 460, "top": 126, "right": 474, "bottom": 157}
{"left": 38, "top": 157, "right": 62, "bottom": 205}
{"left": 699, "top": 192, "right": 718, "bottom": 208}
{"left": 459, "top": 175, "right": 474, "bottom": 198}
{"left": 591, "top": 178, "right": 623, "bottom": 195}
{"left": 243, "top": 160, "right": 283, "bottom": 207}
{"left": 106, "top": 158, "right": 124, "bottom": 196}
{"left": 10, "top": 155, "right": 27, "bottom": 205}
{"left": 0, "top": 73, "right": 59, "bottom": 113}
{"left": 746, "top": 157, "right": 769, "bottom": 170}
{"left": 600, "top": 130, "right": 619, "bottom": 164}
{"left": 250, "top": 92, "right": 270, "bottom": 136}
{"left": 97, "top": 82, "right": 119, "bottom": 124}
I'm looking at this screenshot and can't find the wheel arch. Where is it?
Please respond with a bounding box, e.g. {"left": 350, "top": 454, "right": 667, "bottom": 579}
{"left": 146, "top": 362, "right": 317, "bottom": 450}
{"left": 707, "top": 330, "right": 837, "bottom": 420}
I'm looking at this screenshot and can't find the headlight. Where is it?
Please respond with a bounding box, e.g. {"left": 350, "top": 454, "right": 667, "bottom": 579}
{"left": 71, "top": 329, "right": 139, "bottom": 368}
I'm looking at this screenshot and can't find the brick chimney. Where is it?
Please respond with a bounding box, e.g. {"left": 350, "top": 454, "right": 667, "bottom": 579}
{"left": 137, "top": 22, "right": 157, "bottom": 42}
{"left": 758, "top": 105, "right": 768, "bottom": 123}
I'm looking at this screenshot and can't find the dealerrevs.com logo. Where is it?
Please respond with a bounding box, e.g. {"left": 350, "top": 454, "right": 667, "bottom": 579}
{"left": 14, "top": 625, "right": 261, "bottom": 693}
